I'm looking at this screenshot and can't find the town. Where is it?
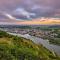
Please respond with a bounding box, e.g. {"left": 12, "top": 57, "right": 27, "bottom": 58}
{"left": 0, "top": 25, "right": 60, "bottom": 46}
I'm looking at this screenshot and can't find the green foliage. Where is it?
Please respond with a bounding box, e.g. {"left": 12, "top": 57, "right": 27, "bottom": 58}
{"left": 0, "top": 31, "right": 60, "bottom": 60}
{"left": 0, "top": 30, "right": 13, "bottom": 38}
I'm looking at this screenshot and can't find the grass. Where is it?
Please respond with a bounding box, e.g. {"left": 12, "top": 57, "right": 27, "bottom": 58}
{"left": 0, "top": 31, "right": 60, "bottom": 60}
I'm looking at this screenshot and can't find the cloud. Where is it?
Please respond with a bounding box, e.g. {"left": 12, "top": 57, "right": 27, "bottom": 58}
{"left": 0, "top": 11, "right": 16, "bottom": 20}
{"left": 3, "top": 13, "right": 16, "bottom": 20}
{"left": 13, "top": 8, "right": 36, "bottom": 19}
{"left": 0, "top": 0, "right": 60, "bottom": 18}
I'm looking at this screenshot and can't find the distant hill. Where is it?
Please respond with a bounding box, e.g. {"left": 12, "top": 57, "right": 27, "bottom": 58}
{"left": 49, "top": 25, "right": 60, "bottom": 28}
{"left": 0, "top": 25, "right": 32, "bottom": 29}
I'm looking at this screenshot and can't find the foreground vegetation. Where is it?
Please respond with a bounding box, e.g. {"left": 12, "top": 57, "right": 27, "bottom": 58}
{"left": 0, "top": 30, "right": 60, "bottom": 60}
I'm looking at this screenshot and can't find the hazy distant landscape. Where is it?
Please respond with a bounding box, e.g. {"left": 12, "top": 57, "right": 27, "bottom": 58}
{"left": 0, "top": 28, "right": 60, "bottom": 60}
{"left": 0, "top": 25, "right": 60, "bottom": 55}
{"left": 0, "top": 25, "right": 60, "bottom": 46}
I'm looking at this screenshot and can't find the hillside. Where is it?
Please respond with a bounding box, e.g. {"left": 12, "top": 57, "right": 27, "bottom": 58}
{"left": 0, "top": 31, "right": 60, "bottom": 60}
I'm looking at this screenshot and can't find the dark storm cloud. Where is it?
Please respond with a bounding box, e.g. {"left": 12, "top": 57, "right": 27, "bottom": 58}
{"left": 0, "top": 0, "right": 60, "bottom": 18}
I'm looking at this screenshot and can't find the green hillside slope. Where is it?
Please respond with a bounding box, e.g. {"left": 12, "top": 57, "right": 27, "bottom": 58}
{"left": 0, "top": 30, "right": 60, "bottom": 60}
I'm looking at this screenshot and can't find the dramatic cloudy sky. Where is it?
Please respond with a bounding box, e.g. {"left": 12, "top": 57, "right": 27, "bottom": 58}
{"left": 0, "top": 0, "right": 60, "bottom": 18}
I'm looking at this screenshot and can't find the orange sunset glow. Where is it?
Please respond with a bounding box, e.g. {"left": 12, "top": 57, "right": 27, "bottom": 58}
{"left": 16, "top": 18, "right": 60, "bottom": 25}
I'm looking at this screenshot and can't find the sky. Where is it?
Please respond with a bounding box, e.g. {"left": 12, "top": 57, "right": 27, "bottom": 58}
{"left": 0, "top": 0, "right": 60, "bottom": 25}
{"left": 0, "top": 0, "right": 60, "bottom": 18}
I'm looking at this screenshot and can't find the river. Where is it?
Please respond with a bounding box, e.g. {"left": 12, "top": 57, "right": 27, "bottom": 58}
{"left": 8, "top": 32, "right": 60, "bottom": 56}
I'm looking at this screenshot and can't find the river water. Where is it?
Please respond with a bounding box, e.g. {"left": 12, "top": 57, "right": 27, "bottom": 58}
{"left": 8, "top": 33, "right": 60, "bottom": 56}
